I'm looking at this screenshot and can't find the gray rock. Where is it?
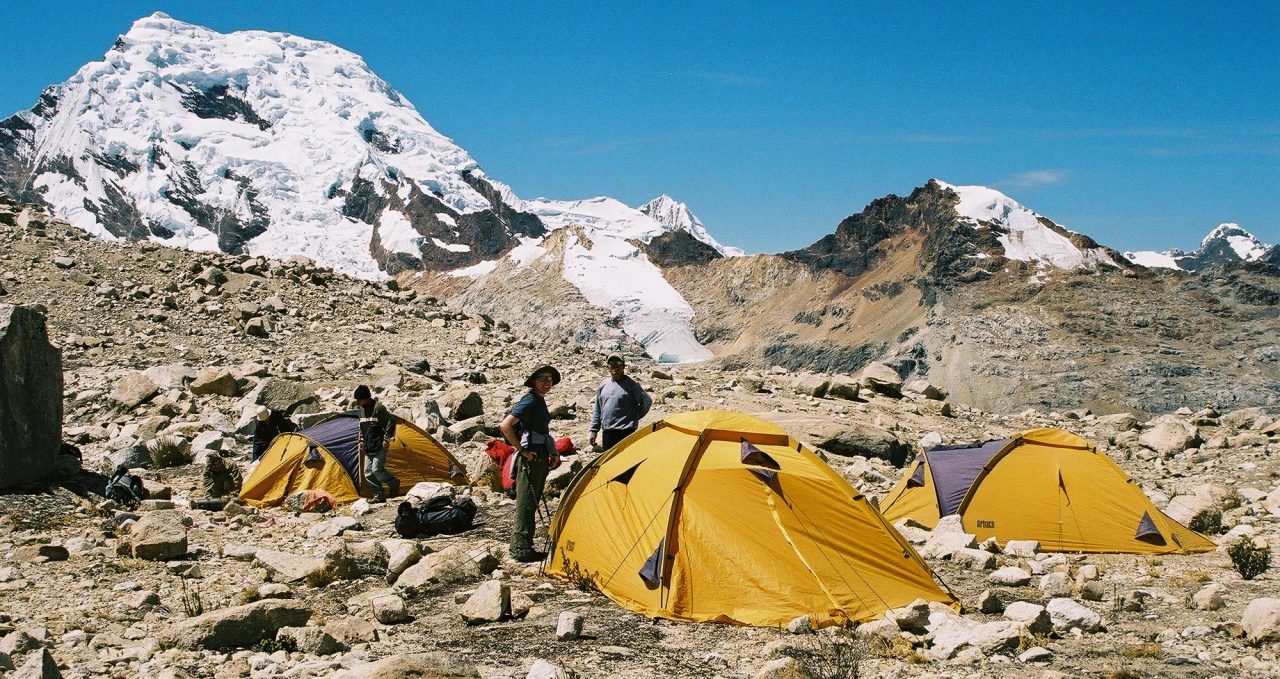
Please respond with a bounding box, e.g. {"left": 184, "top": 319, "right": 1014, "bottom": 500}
{"left": 440, "top": 388, "right": 484, "bottom": 420}
{"left": 0, "top": 630, "right": 41, "bottom": 655}
{"left": 331, "top": 653, "right": 480, "bottom": 679}
{"left": 903, "top": 379, "right": 946, "bottom": 400}
{"left": 122, "top": 510, "right": 188, "bottom": 560}
{"left": 887, "top": 599, "right": 931, "bottom": 632}
{"left": 786, "top": 615, "right": 812, "bottom": 634}
{"left": 0, "top": 305, "right": 63, "bottom": 489}
{"left": 1004, "top": 601, "right": 1052, "bottom": 635}
{"left": 988, "top": 566, "right": 1032, "bottom": 586}
{"left": 1139, "top": 416, "right": 1200, "bottom": 456}
{"left": 397, "top": 545, "right": 498, "bottom": 588}
{"left": 791, "top": 373, "right": 829, "bottom": 398}
{"left": 11, "top": 648, "right": 61, "bottom": 679}
{"left": 1241, "top": 597, "right": 1280, "bottom": 643}
{"left": 928, "top": 616, "right": 1023, "bottom": 660}
{"left": 244, "top": 377, "right": 316, "bottom": 413}
{"left": 157, "top": 600, "right": 311, "bottom": 650}
{"left": 556, "top": 612, "right": 584, "bottom": 641}
{"left": 276, "top": 626, "right": 346, "bottom": 655}
{"left": 977, "top": 589, "right": 1004, "bottom": 614}
{"left": 1045, "top": 598, "right": 1103, "bottom": 633}
{"left": 459, "top": 580, "right": 510, "bottom": 624}
{"left": 858, "top": 362, "right": 903, "bottom": 397}
{"left": 371, "top": 594, "right": 411, "bottom": 624}
{"left": 1039, "top": 572, "right": 1072, "bottom": 597}
{"left": 189, "top": 370, "right": 240, "bottom": 397}
{"left": 527, "top": 659, "right": 579, "bottom": 679}
{"left": 382, "top": 539, "right": 423, "bottom": 582}
{"left": 110, "top": 372, "right": 160, "bottom": 410}
{"left": 324, "top": 617, "right": 380, "bottom": 644}
{"left": 1018, "top": 646, "right": 1053, "bottom": 663}
{"left": 815, "top": 423, "right": 911, "bottom": 466}
{"left": 306, "top": 516, "right": 362, "bottom": 539}
{"left": 826, "top": 375, "right": 860, "bottom": 400}
{"left": 752, "top": 656, "right": 811, "bottom": 679}
{"left": 1097, "top": 413, "right": 1138, "bottom": 431}
{"left": 254, "top": 549, "right": 325, "bottom": 583}
{"left": 951, "top": 547, "right": 997, "bottom": 570}
{"left": 323, "top": 540, "right": 387, "bottom": 579}
{"left": 1003, "top": 540, "right": 1040, "bottom": 558}
{"left": 12, "top": 544, "right": 69, "bottom": 563}
{"left": 919, "top": 530, "right": 978, "bottom": 559}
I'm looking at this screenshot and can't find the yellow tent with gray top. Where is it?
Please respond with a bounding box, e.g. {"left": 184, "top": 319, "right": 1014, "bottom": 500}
{"left": 545, "top": 410, "right": 956, "bottom": 628}
{"left": 879, "top": 427, "right": 1215, "bottom": 554}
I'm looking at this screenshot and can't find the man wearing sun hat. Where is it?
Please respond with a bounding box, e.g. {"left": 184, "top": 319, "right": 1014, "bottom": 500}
{"left": 251, "top": 405, "right": 296, "bottom": 461}
{"left": 589, "top": 353, "right": 652, "bottom": 451}
{"left": 500, "top": 364, "right": 560, "bottom": 562}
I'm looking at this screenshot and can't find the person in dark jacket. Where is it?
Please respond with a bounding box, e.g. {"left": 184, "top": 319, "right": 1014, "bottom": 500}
{"left": 588, "top": 354, "right": 652, "bottom": 451}
{"left": 499, "top": 365, "right": 559, "bottom": 562}
{"left": 251, "top": 406, "right": 297, "bottom": 461}
{"left": 354, "top": 385, "right": 399, "bottom": 501}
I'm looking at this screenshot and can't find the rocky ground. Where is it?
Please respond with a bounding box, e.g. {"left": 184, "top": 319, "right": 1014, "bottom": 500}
{"left": 2, "top": 202, "right": 1280, "bottom": 678}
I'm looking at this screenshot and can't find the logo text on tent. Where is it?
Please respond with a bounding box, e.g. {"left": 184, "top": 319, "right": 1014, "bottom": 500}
{"left": 976, "top": 520, "right": 996, "bottom": 529}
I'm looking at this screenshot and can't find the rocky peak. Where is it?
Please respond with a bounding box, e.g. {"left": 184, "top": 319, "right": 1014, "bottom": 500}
{"left": 1126, "top": 223, "right": 1277, "bottom": 272}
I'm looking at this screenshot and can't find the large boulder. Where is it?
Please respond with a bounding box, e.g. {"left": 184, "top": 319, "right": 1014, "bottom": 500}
{"left": 0, "top": 305, "right": 63, "bottom": 488}
{"left": 157, "top": 600, "right": 311, "bottom": 649}
{"left": 815, "top": 423, "right": 912, "bottom": 466}
{"left": 858, "top": 362, "right": 903, "bottom": 397}
{"left": 331, "top": 653, "right": 480, "bottom": 679}
{"left": 110, "top": 372, "right": 160, "bottom": 410}
{"left": 1241, "top": 598, "right": 1280, "bottom": 643}
{"left": 1139, "top": 416, "right": 1200, "bottom": 456}
{"left": 440, "top": 388, "right": 484, "bottom": 421}
{"left": 120, "top": 509, "right": 188, "bottom": 560}
{"left": 244, "top": 378, "right": 316, "bottom": 413}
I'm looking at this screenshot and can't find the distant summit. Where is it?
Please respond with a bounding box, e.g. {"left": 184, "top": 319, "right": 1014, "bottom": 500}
{"left": 1125, "top": 224, "right": 1277, "bottom": 271}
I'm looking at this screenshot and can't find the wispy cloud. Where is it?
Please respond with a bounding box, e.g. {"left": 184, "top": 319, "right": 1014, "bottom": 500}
{"left": 1001, "top": 170, "right": 1068, "bottom": 188}
{"left": 687, "top": 70, "right": 769, "bottom": 87}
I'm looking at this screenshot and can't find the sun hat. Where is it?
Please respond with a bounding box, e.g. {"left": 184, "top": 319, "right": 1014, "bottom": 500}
{"left": 524, "top": 365, "right": 562, "bottom": 389}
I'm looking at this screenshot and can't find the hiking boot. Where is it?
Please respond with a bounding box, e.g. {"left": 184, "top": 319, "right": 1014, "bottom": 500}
{"left": 511, "top": 549, "right": 547, "bottom": 563}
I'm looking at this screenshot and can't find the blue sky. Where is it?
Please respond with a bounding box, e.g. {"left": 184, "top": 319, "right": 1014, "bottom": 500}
{"left": 2, "top": 1, "right": 1277, "bottom": 254}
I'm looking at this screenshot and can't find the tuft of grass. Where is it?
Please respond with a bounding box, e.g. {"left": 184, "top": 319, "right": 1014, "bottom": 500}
{"left": 1227, "top": 536, "right": 1271, "bottom": 581}
{"left": 780, "top": 627, "right": 869, "bottom": 679}
{"left": 1122, "top": 642, "right": 1162, "bottom": 659}
{"left": 180, "top": 578, "right": 204, "bottom": 617}
{"left": 147, "top": 436, "right": 193, "bottom": 468}
{"left": 559, "top": 556, "right": 599, "bottom": 592}
{"left": 304, "top": 565, "right": 340, "bottom": 588}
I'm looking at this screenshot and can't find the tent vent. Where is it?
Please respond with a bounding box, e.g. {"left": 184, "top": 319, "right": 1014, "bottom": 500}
{"left": 304, "top": 447, "right": 323, "bottom": 467}
{"left": 740, "top": 440, "right": 780, "bottom": 469}
{"left": 750, "top": 467, "right": 778, "bottom": 484}
{"left": 639, "top": 540, "right": 664, "bottom": 588}
{"left": 1134, "top": 511, "right": 1166, "bottom": 545}
{"left": 906, "top": 463, "right": 925, "bottom": 488}
{"left": 611, "top": 461, "right": 643, "bottom": 485}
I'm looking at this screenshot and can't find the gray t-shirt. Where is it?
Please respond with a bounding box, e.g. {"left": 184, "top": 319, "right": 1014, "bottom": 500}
{"left": 590, "top": 375, "right": 653, "bottom": 433}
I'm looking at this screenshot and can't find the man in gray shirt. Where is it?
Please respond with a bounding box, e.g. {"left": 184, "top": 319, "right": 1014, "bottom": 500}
{"left": 589, "top": 354, "right": 653, "bottom": 451}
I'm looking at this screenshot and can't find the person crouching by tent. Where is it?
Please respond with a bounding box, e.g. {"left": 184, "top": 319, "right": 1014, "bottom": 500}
{"left": 354, "top": 385, "right": 399, "bottom": 502}
{"left": 500, "top": 365, "right": 560, "bottom": 563}
{"left": 251, "top": 406, "right": 297, "bottom": 461}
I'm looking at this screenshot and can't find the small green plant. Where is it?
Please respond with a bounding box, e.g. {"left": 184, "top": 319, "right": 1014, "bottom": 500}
{"left": 258, "top": 635, "right": 297, "bottom": 653}
{"left": 180, "top": 579, "right": 204, "bottom": 617}
{"left": 559, "top": 556, "right": 599, "bottom": 592}
{"left": 304, "top": 565, "right": 340, "bottom": 588}
{"left": 1218, "top": 488, "right": 1244, "bottom": 512}
{"left": 1227, "top": 536, "right": 1271, "bottom": 581}
{"left": 147, "top": 436, "right": 193, "bottom": 468}
{"left": 779, "top": 627, "right": 869, "bottom": 679}
{"left": 1189, "top": 508, "right": 1223, "bottom": 535}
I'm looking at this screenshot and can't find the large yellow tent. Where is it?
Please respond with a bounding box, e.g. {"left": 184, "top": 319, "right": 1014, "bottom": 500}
{"left": 545, "top": 410, "right": 956, "bottom": 628}
{"left": 879, "top": 428, "right": 1215, "bottom": 554}
{"left": 239, "top": 412, "right": 470, "bottom": 508}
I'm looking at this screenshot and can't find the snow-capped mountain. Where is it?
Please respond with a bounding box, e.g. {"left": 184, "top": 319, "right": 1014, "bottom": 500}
{"left": 0, "top": 13, "right": 740, "bottom": 363}
{"left": 1124, "top": 224, "right": 1277, "bottom": 272}
{"left": 934, "top": 180, "right": 1121, "bottom": 271}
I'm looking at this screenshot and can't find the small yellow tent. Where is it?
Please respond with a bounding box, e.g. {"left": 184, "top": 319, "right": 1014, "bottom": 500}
{"left": 879, "top": 428, "right": 1215, "bottom": 554}
{"left": 546, "top": 410, "right": 956, "bottom": 628}
{"left": 239, "top": 412, "right": 469, "bottom": 508}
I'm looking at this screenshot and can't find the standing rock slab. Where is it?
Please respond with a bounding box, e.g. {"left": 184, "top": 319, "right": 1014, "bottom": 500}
{"left": 122, "top": 510, "right": 188, "bottom": 561}
{"left": 157, "top": 600, "right": 311, "bottom": 649}
{"left": 459, "top": 580, "right": 510, "bottom": 625}
{"left": 1241, "top": 598, "right": 1280, "bottom": 643}
{"left": 0, "top": 305, "right": 63, "bottom": 489}
{"left": 11, "top": 648, "right": 61, "bottom": 679}
{"left": 254, "top": 549, "right": 325, "bottom": 583}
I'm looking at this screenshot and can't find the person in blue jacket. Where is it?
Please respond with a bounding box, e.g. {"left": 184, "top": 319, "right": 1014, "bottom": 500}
{"left": 500, "top": 365, "right": 560, "bottom": 563}
{"left": 588, "top": 354, "right": 652, "bottom": 451}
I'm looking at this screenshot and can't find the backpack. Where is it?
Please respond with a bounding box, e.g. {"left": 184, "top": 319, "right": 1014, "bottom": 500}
{"left": 394, "top": 495, "right": 478, "bottom": 538}
{"left": 485, "top": 438, "right": 568, "bottom": 493}
{"left": 105, "top": 465, "right": 150, "bottom": 508}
